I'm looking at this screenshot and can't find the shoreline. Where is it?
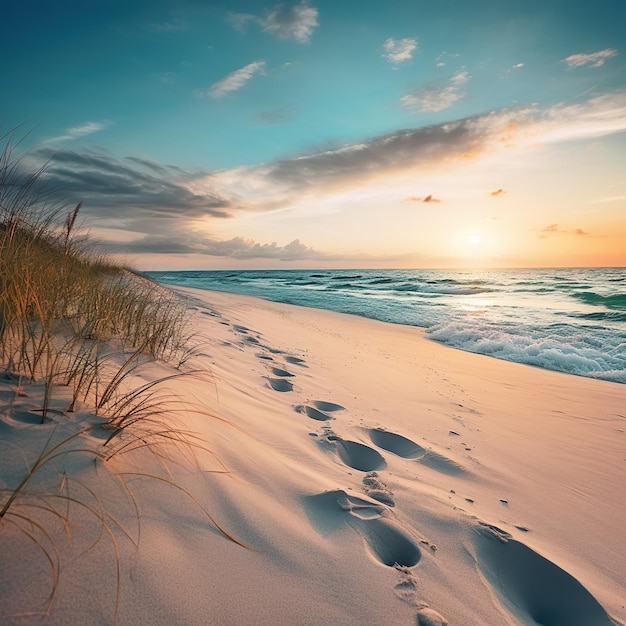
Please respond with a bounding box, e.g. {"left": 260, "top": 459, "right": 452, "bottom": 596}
{"left": 174, "top": 286, "right": 626, "bottom": 624}
{"left": 1, "top": 284, "right": 625, "bottom": 624}
{"left": 147, "top": 267, "right": 626, "bottom": 386}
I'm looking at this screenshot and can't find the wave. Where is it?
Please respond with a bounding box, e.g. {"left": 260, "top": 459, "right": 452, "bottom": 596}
{"left": 367, "top": 278, "right": 395, "bottom": 285}
{"left": 145, "top": 268, "right": 626, "bottom": 384}
{"left": 571, "top": 291, "right": 626, "bottom": 310}
{"left": 571, "top": 311, "right": 626, "bottom": 322}
{"left": 427, "top": 322, "right": 626, "bottom": 383}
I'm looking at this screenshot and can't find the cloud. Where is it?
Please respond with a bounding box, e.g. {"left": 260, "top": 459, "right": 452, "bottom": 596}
{"left": 434, "top": 51, "right": 460, "bottom": 67}
{"left": 146, "top": 18, "right": 187, "bottom": 33}
{"left": 228, "top": 2, "right": 319, "bottom": 44}
{"left": 104, "top": 232, "right": 327, "bottom": 261}
{"left": 32, "top": 147, "right": 231, "bottom": 230}
{"left": 500, "top": 63, "right": 525, "bottom": 79}
{"left": 406, "top": 194, "right": 442, "bottom": 203}
{"left": 44, "top": 122, "right": 106, "bottom": 144}
{"left": 401, "top": 69, "right": 470, "bottom": 112}
{"left": 539, "top": 224, "right": 589, "bottom": 237}
{"left": 262, "top": 1, "right": 319, "bottom": 43}
{"left": 383, "top": 37, "right": 418, "bottom": 68}
{"left": 227, "top": 12, "right": 257, "bottom": 31}
{"left": 202, "top": 61, "right": 266, "bottom": 99}
{"left": 490, "top": 188, "right": 506, "bottom": 196}
{"left": 31, "top": 92, "right": 626, "bottom": 250}
{"left": 541, "top": 224, "right": 559, "bottom": 233}
{"left": 199, "top": 92, "right": 626, "bottom": 213}
{"left": 562, "top": 48, "right": 618, "bottom": 69}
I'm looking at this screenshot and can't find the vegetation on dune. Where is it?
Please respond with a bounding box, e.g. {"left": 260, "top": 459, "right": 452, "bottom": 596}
{"left": 0, "top": 134, "right": 238, "bottom": 621}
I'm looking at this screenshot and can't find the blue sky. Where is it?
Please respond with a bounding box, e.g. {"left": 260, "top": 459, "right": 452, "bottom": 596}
{"left": 3, "top": 0, "right": 626, "bottom": 268}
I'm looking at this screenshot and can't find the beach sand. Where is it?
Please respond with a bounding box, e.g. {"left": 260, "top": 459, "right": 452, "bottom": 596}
{"left": 1, "top": 286, "right": 625, "bottom": 625}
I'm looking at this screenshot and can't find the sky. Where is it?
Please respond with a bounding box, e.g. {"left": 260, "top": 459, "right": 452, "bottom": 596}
{"left": 3, "top": 0, "right": 626, "bottom": 269}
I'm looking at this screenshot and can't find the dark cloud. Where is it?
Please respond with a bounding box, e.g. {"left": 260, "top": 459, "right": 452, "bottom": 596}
{"left": 405, "top": 194, "right": 442, "bottom": 203}
{"left": 102, "top": 232, "right": 328, "bottom": 261}
{"left": 34, "top": 147, "right": 231, "bottom": 227}
{"left": 490, "top": 188, "right": 506, "bottom": 196}
{"left": 262, "top": 114, "right": 489, "bottom": 191}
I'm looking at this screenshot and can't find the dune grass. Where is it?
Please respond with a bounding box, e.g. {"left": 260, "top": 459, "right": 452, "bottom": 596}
{"left": 0, "top": 135, "right": 240, "bottom": 621}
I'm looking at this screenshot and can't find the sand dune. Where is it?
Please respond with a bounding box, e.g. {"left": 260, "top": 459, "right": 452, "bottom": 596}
{"left": 1, "top": 286, "right": 625, "bottom": 625}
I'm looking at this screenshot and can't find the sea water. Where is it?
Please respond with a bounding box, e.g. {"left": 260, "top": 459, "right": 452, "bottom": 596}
{"left": 146, "top": 268, "right": 626, "bottom": 384}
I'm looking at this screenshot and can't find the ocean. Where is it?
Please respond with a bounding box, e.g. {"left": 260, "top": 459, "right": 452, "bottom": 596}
{"left": 145, "top": 268, "right": 626, "bottom": 384}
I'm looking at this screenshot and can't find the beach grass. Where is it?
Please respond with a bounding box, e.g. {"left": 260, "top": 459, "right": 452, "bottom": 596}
{"left": 0, "top": 135, "right": 240, "bottom": 621}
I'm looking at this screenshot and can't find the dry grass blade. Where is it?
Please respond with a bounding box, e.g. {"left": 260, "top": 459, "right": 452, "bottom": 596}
{"left": 1, "top": 133, "right": 240, "bottom": 622}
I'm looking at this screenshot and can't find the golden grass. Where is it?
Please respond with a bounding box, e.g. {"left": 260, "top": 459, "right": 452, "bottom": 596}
{"left": 0, "top": 134, "right": 243, "bottom": 622}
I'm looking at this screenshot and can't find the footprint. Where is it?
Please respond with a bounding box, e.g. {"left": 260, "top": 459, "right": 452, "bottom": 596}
{"left": 232, "top": 324, "right": 249, "bottom": 333}
{"left": 363, "top": 517, "right": 421, "bottom": 567}
{"left": 285, "top": 356, "right": 307, "bottom": 366}
{"left": 312, "top": 400, "right": 345, "bottom": 412}
{"left": 266, "top": 378, "right": 293, "bottom": 392}
{"left": 336, "top": 439, "right": 387, "bottom": 472}
{"left": 416, "top": 607, "right": 448, "bottom": 625}
{"left": 295, "top": 405, "right": 333, "bottom": 421}
{"left": 369, "top": 428, "right": 425, "bottom": 458}
{"left": 243, "top": 336, "right": 260, "bottom": 345}
{"left": 303, "top": 490, "right": 421, "bottom": 568}
{"left": 362, "top": 472, "right": 395, "bottom": 507}
{"left": 475, "top": 522, "right": 613, "bottom": 625}
{"left": 256, "top": 353, "right": 273, "bottom": 361}
{"left": 369, "top": 428, "right": 465, "bottom": 476}
{"left": 270, "top": 367, "right": 294, "bottom": 378}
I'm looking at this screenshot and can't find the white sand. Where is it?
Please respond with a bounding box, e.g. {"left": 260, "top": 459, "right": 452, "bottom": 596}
{"left": 1, "top": 286, "right": 625, "bottom": 625}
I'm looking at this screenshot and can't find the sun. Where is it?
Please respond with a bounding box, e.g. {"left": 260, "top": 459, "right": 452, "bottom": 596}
{"left": 468, "top": 233, "right": 483, "bottom": 246}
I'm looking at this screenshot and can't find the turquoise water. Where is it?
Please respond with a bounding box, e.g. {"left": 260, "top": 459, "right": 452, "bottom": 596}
{"left": 146, "top": 268, "right": 626, "bottom": 384}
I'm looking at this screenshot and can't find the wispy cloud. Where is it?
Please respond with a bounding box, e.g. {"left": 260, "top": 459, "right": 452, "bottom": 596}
{"left": 562, "top": 48, "right": 618, "bottom": 69}
{"left": 500, "top": 63, "right": 525, "bottom": 78}
{"left": 383, "top": 37, "right": 418, "bottom": 68}
{"left": 32, "top": 93, "right": 626, "bottom": 251}
{"left": 401, "top": 69, "right": 470, "bottom": 112}
{"left": 228, "top": 2, "right": 319, "bottom": 44}
{"left": 227, "top": 12, "right": 257, "bottom": 32}
{"left": 154, "top": 72, "right": 177, "bottom": 84}
{"left": 202, "top": 61, "right": 266, "bottom": 99}
{"left": 146, "top": 18, "right": 187, "bottom": 33}
{"left": 490, "top": 188, "right": 506, "bottom": 196}
{"left": 539, "top": 224, "right": 589, "bottom": 237}
{"left": 44, "top": 122, "right": 106, "bottom": 145}
{"left": 435, "top": 51, "right": 460, "bottom": 68}
{"left": 593, "top": 195, "right": 626, "bottom": 203}
{"left": 541, "top": 224, "right": 559, "bottom": 233}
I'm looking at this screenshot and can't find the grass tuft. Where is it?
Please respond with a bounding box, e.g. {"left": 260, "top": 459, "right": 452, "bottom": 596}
{"left": 0, "top": 134, "right": 242, "bottom": 622}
